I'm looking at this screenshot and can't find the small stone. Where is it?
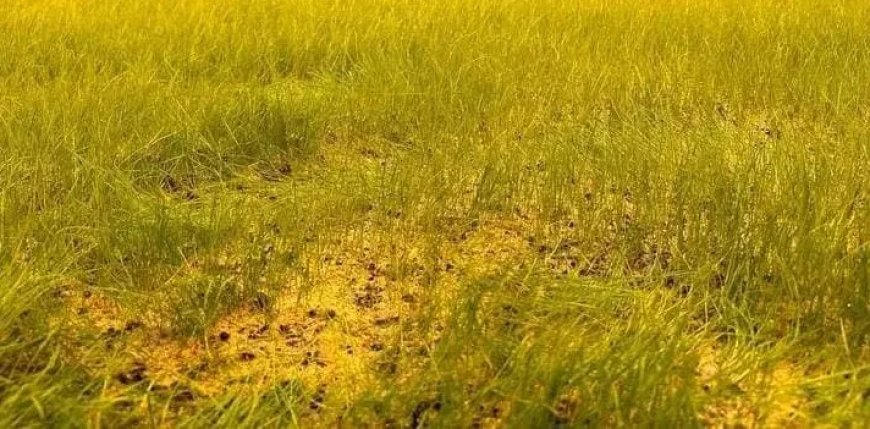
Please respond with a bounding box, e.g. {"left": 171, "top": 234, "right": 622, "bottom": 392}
{"left": 116, "top": 364, "right": 147, "bottom": 385}
{"left": 161, "top": 175, "right": 179, "bottom": 193}
{"left": 174, "top": 389, "right": 196, "bottom": 402}
{"left": 124, "top": 320, "right": 142, "bottom": 332}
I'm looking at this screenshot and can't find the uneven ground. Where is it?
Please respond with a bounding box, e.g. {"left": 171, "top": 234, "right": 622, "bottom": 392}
{"left": 1, "top": 0, "right": 869, "bottom": 427}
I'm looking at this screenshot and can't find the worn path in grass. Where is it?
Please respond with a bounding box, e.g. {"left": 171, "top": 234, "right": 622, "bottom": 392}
{"left": 50, "top": 157, "right": 852, "bottom": 427}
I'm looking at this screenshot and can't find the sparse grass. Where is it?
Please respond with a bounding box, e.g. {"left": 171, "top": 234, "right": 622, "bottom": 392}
{"left": 1, "top": 0, "right": 869, "bottom": 427}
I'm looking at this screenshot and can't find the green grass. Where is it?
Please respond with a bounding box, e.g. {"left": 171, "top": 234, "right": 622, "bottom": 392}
{"left": 1, "top": 0, "right": 868, "bottom": 426}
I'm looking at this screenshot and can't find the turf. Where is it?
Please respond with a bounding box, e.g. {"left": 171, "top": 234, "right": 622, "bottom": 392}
{"left": 1, "top": 0, "right": 868, "bottom": 427}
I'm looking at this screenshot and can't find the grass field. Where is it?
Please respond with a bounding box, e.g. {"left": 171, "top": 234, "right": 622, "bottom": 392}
{"left": 1, "top": 0, "right": 869, "bottom": 426}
